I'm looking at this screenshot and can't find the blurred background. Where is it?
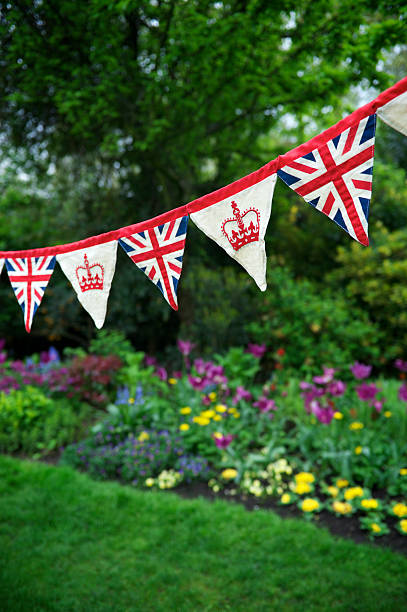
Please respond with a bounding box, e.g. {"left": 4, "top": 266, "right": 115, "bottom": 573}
{"left": 0, "top": 0, "right": 406, "bottom": 372}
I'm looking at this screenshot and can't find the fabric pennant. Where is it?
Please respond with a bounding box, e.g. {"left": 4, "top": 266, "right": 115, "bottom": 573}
{"left": 6, "top": 256, "right": 56, "bottom": 332}
{"left": 377, "top": 90, "right": 407, "bottom": 137}
{"left": 0, "top": 259, "right": 4, "bottom": 277}
{"left": 57, "top": 241, "right": 117, "bottom": 328}
{"left": 119, "top": 215, "right": 188, "bottom": 310}
{"left": 278, "top": 114, "right": 377, "bottom": 246}
{"left": 190, "top": 174, "right": 277, "bottom": 291}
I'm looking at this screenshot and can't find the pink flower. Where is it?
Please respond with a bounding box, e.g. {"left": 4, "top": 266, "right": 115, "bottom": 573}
{"left": 395, "top": 359, "right": 407, "bottom": 372}
{"left": 177, "top": 339, "right": 195, "bottom": 356}
{"left": 310, "top": 400, "right": 335, "bottom": 424}
{"left": 350, "top": 362, "right": 372, "bottom": 379}
{"left": 398, "top": 384, "right": 407, "bottom": 402}
{"left": 327, "top": 380, "right": 346, "bottom": 396}
{"left": 254, "top": 396, "right": 277, "bottom": 413}
{"left": 372, "top": 399, "right": 383, "bottom": 412}
{"left": 172, "top": 370, "right": 183, "bottom": 379}
{"left": 213, "top": 433, "right": 234, "bottom": 449}
{"left": 145, "top": 355, "right": 157, "bottom": 367}
{"left": 356, "top": 382, "right": 379, "bottom": 401}
{"left": 313, "top": 367, "right": 335, "bottom": 385}
{"left": 155, "top": 366, "right": 167, "bottom": 381}
{"left": 232, "top": 385, "right": 252, "bottom": 404}
{"left": 247, "top": 343, "right": 266, "bottom": 358}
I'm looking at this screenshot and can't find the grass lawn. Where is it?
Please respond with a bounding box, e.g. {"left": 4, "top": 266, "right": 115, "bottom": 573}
{"left": 1, "top": 455, "right": 407, "bottom": 612}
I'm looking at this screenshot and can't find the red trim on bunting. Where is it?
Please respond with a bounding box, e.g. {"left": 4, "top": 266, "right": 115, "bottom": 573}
{"left": 0, "top": 76, "right": 405, "bottom": 255}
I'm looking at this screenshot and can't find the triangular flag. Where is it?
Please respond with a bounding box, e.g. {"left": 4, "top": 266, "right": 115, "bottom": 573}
{"left": 5, "top": 255, "right": 56, "bottom": 332}
{"left": 278, "top": 114, "right": 377, "bottom": 246}
{"left": 0, "top": 259, "right": 4, "bottom": 277}
{"left": 377, "top": 91, "right": 407, "bottom": 137}
{"left": 190, "top": 174, "right": 277, "bottom": 291}
{"left": 57, "top": 241, "right": 117, "bottom": 328}
{"left": 119, "top": 215, "right": 188, "bottom": 310}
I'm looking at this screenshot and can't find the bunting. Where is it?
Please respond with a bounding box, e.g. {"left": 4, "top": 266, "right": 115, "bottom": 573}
{"left": 5, "top": 256, "right": 56, "bottom": 332}
{"left": 119, "top": 215, "right": 188, "bottom": 310}
{"left": 190, "top": 174, "right": 277, "bottom": 290}
{"left": 56, "top": 241, "right": 118, "bottom": 328}
{"left": 377, "top": 90, "right": 407, "bottom": 137}
{"left": 0, "top": 75, "right": 405, "bottom": 330}
{"left": 277, "top": 114, "right": 376, "bottom": 246}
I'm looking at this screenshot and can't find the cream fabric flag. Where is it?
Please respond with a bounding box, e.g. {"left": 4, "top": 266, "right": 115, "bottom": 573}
{"left": 377, "top": 91, "right": 407, "bottom": 137}
{"left": 57, "top": 241, "right": 118, "bottom": 328}
{"left": 190, "top": 174, "right": 277, "bottom": 290}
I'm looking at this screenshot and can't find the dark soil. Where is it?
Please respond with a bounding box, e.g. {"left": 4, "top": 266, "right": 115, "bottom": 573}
{"left": 174, "top": 481, "right": 407, "bottom": 557}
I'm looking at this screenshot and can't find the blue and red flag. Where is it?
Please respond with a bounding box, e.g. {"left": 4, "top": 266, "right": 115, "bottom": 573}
{"left": 119, "top": 215, "right": 188, "bottom": 310}
{"left": 277, "top": 114, "right": 376, "bottom": 245}
{"left": 6, "top": 256, "right": 56, "bottom": 332}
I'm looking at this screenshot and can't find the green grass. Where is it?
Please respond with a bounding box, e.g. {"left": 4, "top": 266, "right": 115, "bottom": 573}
{"left": 1, "top": 455, "right": 407, "bottom": 612}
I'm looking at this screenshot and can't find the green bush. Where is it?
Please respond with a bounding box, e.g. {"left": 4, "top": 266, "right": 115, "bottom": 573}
{"left": 246, "top": 264, "right": 382, "bottom": 374}
{"left": 0, "top": 386, "right": 93, "bottom": 455}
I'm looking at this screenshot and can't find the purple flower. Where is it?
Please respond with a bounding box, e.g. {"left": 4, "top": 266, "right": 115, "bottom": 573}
{"left": 395, "top": 359, "right": 407, "bottom": 372}
{"left": 254, "top": 396, "right": 277, "bottom": 413}
{"left": 188, "top": 374, "right": 207, "bottom": 391}
{"left": 350, "top": 362, "right": 372, "bottom": 380}
{"left": 310, "top": 400, "right": 335, "bottom": 424}
{"left": 0, "top": 339, "right": 6, "bottom": 351}
{"left": 155, "top": 366, "right": 167, "bottom": 381}
{"left": 0, "top": 352, "right": 7, "bottom": 365}
{"left": 356, "top": 382, "right": 379, "bottom": 401}
{"left": 313, "top": 367, "right": 335, "bottom": 385}
{"left": 299, "top": 381, "right": 313, "bottom": 390}
{"left": 145, "top": 355, "right": 157, "bottom": 367}
{"left": 398, "top": 384, "right": 407, "bottom": 402}
{"left": 327, "top": 380, "right": 346, "bottom": 397}
{"left": 247, "top": 343, "right": 266, "bottom": 358}
{"left": 177, "top": 339, "right": 195, "bottom": 356}
{"left": 372, "top": 399, "right": 383, "bottom": 412}
{"left": 232, "top": 385, "right": 252, "bottom": 404}
{"left": 213, "top": 433, "right": 234, "bottom": 449}
{"left": 172, "top": 370, "right": 182, "bottom": 379}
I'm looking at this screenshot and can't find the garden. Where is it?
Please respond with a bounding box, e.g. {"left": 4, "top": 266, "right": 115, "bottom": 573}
{"left": 1, "top": 328, "right": 407, "bottom": 552}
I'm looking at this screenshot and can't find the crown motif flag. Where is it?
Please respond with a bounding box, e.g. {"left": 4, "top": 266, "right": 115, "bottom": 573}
{"left": 56, "top": 241, "right": 117, "bottom": 328}
{"left": 190, "top": 174, "right": 277, "bottom": 290}
{"left": 277, "top": 114, "right": 376, "bottom": 246}
{"left": 119, "top": 215, "right": 188, "bottom": 310}
{"left": 377, "top": 91, "right": 407, "bottom": 137}
{"left": 5, "top": 256, "right": 56, "bottom": 332}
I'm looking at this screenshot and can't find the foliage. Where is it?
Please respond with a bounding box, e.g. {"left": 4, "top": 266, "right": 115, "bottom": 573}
{"left": 246, "top": 264, "right": 382, "bottom": 373}
{"left": 0, "top": 385, "right": 92, "bottom": 455}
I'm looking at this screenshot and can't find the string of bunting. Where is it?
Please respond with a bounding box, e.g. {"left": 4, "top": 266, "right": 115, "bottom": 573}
{"left": 1, "top": 76, "right": 406, "bottom": 332}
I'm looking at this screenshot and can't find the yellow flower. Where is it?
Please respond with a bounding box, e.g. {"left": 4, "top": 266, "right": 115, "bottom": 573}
{"left": 392, "top": 503, "right": 407, "bottom": 518}
{"left": 145, "top": 478, "right": 155, "bottom": 487}
{"left": 168, "top": 377, "right": 177, "bottom": 385}
{"left": 193, "top": 416, "right": 210, "bottom": 426}
{"left": 354, "top": 446, "right": 363, "bottom": 455}
{"left": 215, "top": 404, "right": 227, "bottom": 413}
{"left": 349, "top": 422, "right": 364, "bottom": 431}
{"left": 344, "top": 486, "right": 364, "bottom": 500}
{"left": 333, "top": 412, "right": 343, "bottom": 420}
{"left": 295, "top": 472, "right": 315, "bottom": 484}
{"left": 208, "top": 391, "right": 217, "bottom": 401}
{"left": 228, "top": 407, "right": 237, "bottom": 414}
{"left": 336, "top": 478, "right": 349, "bottom": 488}
{"left": 370, "top": 523, "right": 381, "bottom": 533}
{"left": 384, "top": 410, "right": 392, "bottom": 418}
{"left": 332, "top": 501, "right": 353, "bottom": 514}
{"left": 400, "top": 468, "right": 407, "bottom": 476}
{"left": 180, "top": 406, "right": 192, "bottom": 415}
{"left": 213, "top": 432, "right": 223, "bottom": 439}
{"left": 179, "top": 423, "right": 190, "bottom": 431}
{"left": 400, "top": 519, "right": 407, "bottom": 533}
{"left": 201, "top": 409, "right": 215, "bottom": 419}
{"left": 128, "top": 397, "right": 135, "bottom": 404}
{"left": 232, "top": 411, "right": 241, "bottom": 419}
{"left": 327, "top": 486, "right": 339, "bottom": 498}
{"left": 281, "top": 493, "right": 291, "bottom": 504}
{"left": 301, "top": 498, "right": 319, "bottom": 512}
{"left": 213, "top": 414, "right": 222, "bottom": 421}
{"left": 221, "top": 468, "right": 238, "bottom": 479}
{"left": 138, "top": 431, "right": 149, "bottom": 442}
{"left": 294, "top": 482, "right": 312, "bottom": 495}
{"left": 361, "top": 498, "right": 379, "bottom": 510}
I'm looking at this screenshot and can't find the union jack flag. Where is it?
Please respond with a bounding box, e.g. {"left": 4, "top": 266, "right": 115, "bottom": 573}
{"left": 119, "top": 215, "right": 188, "bottom": 310}
{"left": 277, "top": 114, "right": 377, "bottom": 245}
{"left": 6, "top": 256, "right": 56, "bottom": 332}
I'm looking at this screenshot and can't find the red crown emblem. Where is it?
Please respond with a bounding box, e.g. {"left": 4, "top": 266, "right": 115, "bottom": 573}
{"left": 221, "top": 201, "right": 260, "bottom": 251}
{"left": 75, "top": 254, "right": 104, "bottom": 292}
